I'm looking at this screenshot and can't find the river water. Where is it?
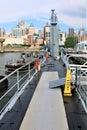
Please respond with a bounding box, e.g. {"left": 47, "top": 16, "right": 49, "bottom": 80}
{"left": 0, "top": 52, "right": 21, "bottom": 75}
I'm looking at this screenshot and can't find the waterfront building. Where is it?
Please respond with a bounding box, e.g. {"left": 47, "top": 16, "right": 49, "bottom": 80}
{"left": 23, "top": 33, "right": 39, "bottom": 45}
{"left": 3, "top": 37, "right": 24, "bottom": 46}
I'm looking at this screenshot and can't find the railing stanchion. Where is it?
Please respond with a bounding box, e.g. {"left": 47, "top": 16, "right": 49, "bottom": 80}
{"left": 17, "top": 70, "right": 19, "bottom": 90}
{"left": 29, "top": 63, "right": 30, "bottom": 78}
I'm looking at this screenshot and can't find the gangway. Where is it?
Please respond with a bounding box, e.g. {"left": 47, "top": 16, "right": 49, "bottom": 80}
{"left": 19, "top": 72, "right": 69, "bottom": 130}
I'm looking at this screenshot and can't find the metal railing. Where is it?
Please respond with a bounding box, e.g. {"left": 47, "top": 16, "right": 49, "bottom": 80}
{"left": 0, "top": 57, "right": 46, "bottom": 119}
{"left": 61, "top": 50, "right": 87, "bottom": 112}
{"left": 0, "top": 59, "right": 37, "bottom": 119}
{"left": 75, "top": 66, "right": 87, "bottom": 112}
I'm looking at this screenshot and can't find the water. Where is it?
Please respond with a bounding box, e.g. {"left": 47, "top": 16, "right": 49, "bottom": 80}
{"left": 0, "top": 52, "right": 21, "bottom": 75}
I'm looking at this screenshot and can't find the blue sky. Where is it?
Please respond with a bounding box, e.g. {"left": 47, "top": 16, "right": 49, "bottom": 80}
{"left": 0, "top": 0, "right": 86, "bottom": 34}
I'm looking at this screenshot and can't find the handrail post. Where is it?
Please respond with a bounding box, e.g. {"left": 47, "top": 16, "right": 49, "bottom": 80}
{"left": 17, "top": 70, "right": 19, "bottom": 90}
{"left": 28, "top": 63, "right": 30, "bottom": 78}
{"left": 78, "top": 67, "right": 81, "bottom": 93}
{"left": 75, "top": 66, "right": 78, "bottom": 87}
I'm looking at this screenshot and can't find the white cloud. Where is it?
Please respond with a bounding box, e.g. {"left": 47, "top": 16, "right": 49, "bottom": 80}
{"left": 0, "top": 0, "right": 86, "bottom": 31}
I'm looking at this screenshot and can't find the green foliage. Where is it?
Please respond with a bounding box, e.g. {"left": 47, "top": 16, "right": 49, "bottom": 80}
{"left": 39, "top": 43, "right": 45, "bottom": 46}
{"left": 22, "top": 44, "right": 31, "bottom": 47}
{"left": 65, "top": 36, "right": 78, "bottom": 48}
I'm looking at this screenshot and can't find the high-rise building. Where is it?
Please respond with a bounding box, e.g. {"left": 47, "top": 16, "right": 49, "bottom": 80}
{"left": 43, "top": 22, "right": 50, "bottom": 44}
{"left": 18, "top": 21, "right": 26, "bottom": 36}
{"left": 12, "top": 26, "right": 22, "bottom": 38}
{"left": 12, "top": 21, "right": 26, "bottom": 38}
{"left": 38, "top": 30, "right": 43, "bottom": 37}
{"left": 29, "top": 24, "right": 35, "bottom": 36}
{"left": 68, "top": 28, "right": 74, "bottom": 36}
{"left": 18, "top": 21, "right": 26, "bottom": 29}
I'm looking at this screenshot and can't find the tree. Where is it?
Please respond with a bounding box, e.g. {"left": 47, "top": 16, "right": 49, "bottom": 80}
{"left": 65, "top": 36, "right": 78, "bottom": 48}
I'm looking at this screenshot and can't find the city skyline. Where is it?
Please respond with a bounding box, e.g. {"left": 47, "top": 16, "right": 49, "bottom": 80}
{"left": 0, "top": 18, "right": 69, "bottom": 35}
{"left": 0, "top": 0, "right": 86, "bottom": 33}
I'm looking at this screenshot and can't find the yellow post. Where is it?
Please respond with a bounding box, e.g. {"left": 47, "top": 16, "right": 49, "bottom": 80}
{"left": 64, "top": 69, "right": 72, "bottom": 96}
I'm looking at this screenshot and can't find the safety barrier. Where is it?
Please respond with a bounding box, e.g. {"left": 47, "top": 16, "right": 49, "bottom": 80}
{"left": 76, "top": 66, "right": 87, "bottom": 112}
{"left": 0, "top": 57, "right": 46, "bottom": 120}
{"left": 61, "top": 50, "right": 87, "bottom": 112}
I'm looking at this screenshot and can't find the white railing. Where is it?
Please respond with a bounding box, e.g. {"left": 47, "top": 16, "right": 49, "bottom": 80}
{"left": 76, "top": 67, "right": 87, "bottom": 112}
{"left": 0, "top": 59, "right": 36, "bottom": 119}
{"left": 0, "top": 57, "right": 46, "bottom": 119}
{"left": 61, "top": 50, "right": 87, "bottom": 112}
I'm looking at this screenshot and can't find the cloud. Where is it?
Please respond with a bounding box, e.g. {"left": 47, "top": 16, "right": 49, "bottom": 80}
{"left": 57, "top": 0, "right": 86, "bottom": 28}
{"left": 0, "top": 0, "right": 86, "bottom": 32}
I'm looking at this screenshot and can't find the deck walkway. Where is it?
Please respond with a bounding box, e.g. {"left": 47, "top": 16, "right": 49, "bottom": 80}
{"left": 19, "top": 72, "right": 69, "bottom": 130}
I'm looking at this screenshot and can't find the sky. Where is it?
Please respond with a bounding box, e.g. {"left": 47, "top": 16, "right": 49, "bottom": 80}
{"left": 0, "top": 0, "right": 86, "bottom": 34}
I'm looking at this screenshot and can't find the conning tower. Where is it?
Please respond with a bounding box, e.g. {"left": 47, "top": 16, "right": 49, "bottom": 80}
{"left": 50, "top": 9, "right": 59, "bottom": 58}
